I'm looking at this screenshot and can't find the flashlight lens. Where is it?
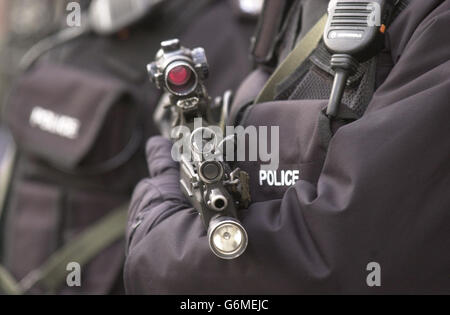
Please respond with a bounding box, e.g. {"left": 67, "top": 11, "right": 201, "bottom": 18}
{"left": 209, "top": 220, "right": 247, "bottom": 259}
{"left": 168, "top": 65, "right": 191, "bottom": 86}
{"left": 213, "top": 224, "right": 242, "bottom": 253}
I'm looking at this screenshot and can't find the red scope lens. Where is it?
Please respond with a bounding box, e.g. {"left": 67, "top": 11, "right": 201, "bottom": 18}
{"left": 167, "top": 65, "right": 192, "bottom": 86}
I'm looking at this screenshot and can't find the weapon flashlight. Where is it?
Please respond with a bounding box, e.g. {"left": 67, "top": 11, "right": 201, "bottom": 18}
{"left": 208, "top": 216, "right": 248, "bottom": 260}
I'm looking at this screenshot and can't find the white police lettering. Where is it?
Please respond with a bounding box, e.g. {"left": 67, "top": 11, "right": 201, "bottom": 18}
{"left": 29, "top": 106, "right": 80, "bottom": 139}
{"left": 259, "top": 170, "right": 300, "bottom": 187}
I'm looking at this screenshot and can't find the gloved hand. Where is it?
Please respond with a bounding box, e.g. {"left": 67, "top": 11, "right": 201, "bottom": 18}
{"left": 126, "top": 136, "right": 191, "bottom": 253}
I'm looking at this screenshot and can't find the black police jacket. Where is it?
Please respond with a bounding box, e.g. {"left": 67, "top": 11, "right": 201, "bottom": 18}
{"left": 125, "top": 0, "right": 450, "bottom": 294}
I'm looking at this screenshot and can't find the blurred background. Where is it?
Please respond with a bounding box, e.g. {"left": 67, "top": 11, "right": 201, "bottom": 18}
{"left": 0, "top": 0, "right": 92, "bottom": 113}
{"left": 0, "top": 0, "right": 260, "bottom": 294}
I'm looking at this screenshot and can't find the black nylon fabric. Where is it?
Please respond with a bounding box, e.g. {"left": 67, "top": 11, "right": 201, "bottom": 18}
{"left": 275, "top": 42, "right": 378, "bottom": 118}
{"left": 125, "top": 0, "right": 450, "bottom": 294}
{"left": 6, "top": 63, "right": 139, "bottom": 171}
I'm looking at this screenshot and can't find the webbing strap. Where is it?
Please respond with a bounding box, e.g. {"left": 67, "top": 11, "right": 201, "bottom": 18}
{"left": 254, "top": 14, "right": 328, "bottom": 104}
{"left": 0, "top": 265, "right": 22, "bottom": 295}
{"left": 0, "top": 203, "right": 128, "bottom": 294}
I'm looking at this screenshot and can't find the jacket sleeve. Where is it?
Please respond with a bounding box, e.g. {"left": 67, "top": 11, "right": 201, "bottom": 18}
{"left": 124, "top": 4, "right": 450, "bottom": 294}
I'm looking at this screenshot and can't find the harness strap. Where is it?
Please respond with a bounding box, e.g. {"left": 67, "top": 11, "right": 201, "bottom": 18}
{"left": 0, "top": 265, "right": 22, "bottom": 295}
{"left": 0, "top": 203, "right": 128, "bottom": 294}
{"left": 254, "top": 14, "right": 328, "bottom": 104}
{"left": 254, "top": 0, "right": 411, "bottom": 105}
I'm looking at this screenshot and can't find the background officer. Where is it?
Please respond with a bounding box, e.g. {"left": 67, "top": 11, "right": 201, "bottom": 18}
{"left": 0, "top": 0, "right": 258, "bottom": 294}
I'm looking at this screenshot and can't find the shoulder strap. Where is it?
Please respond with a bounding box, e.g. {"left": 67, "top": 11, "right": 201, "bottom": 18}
{"left": 254, "top": 14, "right": 328, "bottom": 104}
{"left": 254, "top": 0, "right": 411, "bottom": 105}
{"left": 0, "top": 265, "right": 22, "bottom": 295}
{"left": 0, "top": 203, "right": 128, "bottom": 294}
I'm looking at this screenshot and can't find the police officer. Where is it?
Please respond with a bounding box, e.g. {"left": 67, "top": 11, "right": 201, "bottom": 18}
{"left": 125, "top": 0, "right": 450, "bottom": 294}
{"left": 0, "top": 0, "right": 257, "bottom": 294}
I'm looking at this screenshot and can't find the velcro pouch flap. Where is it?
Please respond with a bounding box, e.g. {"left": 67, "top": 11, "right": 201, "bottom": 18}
{"left": 6, "top": 62, "right": 137, "bottom": 169}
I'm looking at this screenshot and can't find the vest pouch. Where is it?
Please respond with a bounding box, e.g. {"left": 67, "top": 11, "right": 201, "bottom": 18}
{"left": 2, "top": 62, "right": 141, "bottom": 293}
{"left": 5, "top": 62, "right": 142, "bottom": 175}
